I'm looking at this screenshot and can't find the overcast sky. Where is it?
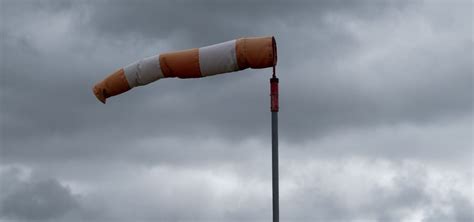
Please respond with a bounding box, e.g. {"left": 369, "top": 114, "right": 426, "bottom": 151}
{"left": 0, "top": 0, "right": 472, "bottom": 221}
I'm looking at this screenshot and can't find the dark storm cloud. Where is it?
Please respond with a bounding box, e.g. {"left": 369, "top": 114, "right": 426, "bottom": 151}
{"left": 0, "top": 0, "right": 472, "bottom": 221}
{"left": 2, "top": 0, "right": 471, "bottom": 164}
{"left": 86, "top": 0, "right": 413, "bottom": 43}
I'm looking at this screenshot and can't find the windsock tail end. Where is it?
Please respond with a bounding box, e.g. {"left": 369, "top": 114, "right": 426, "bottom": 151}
{"left": 93, "top": 85, "right": 107, "bottom": 104}
{"left": 92, "top": 68, "right": 131, "bottom": 104}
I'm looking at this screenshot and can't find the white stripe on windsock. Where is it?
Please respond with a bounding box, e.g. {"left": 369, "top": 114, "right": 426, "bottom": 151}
{"left": 123, "top": 54, "right": 163, "bottom": 88}
{"left": 198, "top": 40, "right": 239, "bottom": 77}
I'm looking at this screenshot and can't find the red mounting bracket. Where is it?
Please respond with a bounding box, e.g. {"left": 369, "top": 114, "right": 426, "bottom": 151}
{"left": 270, "top": 77, "right": 279, "bottom": 112}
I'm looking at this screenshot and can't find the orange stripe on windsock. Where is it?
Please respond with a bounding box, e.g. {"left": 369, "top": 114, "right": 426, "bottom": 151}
{"left": 159, "top": 48, "right": 201, "bottom": 78}
{"left": 93, "top": 68, "right": 131, "bottom": 104}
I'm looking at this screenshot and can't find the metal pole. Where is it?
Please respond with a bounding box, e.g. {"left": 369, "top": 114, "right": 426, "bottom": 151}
{"left": 270, "top": 74, "right": 279, "bottom": 222}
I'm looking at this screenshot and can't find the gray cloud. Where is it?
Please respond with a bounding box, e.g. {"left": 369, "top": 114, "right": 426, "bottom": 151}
{"left": 281, "top": 158, "right": 473, "bottom": 221}
{"left": 423, "top": 194, "right": 474, "bottom": 222}
{"left": 2, "top": 157, "right": 467, "bottom": 221}
{"left": 0, "top": 167, "right": 80, "bottom": 221}
{"left": 2, "top": 0, "right": 471, "bottom": 162}
{"left": 0, "top": 0, "right": 472, "bottom": 221}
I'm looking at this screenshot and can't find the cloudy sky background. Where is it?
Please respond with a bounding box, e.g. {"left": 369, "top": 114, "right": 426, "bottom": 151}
{"left": 0, "top": 0, "right": 472, "bottom": 221}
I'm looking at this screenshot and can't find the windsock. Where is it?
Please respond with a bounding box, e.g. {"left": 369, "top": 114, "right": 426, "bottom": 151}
{"left": 93, "top": 36, "right": 277, "bottom": 103}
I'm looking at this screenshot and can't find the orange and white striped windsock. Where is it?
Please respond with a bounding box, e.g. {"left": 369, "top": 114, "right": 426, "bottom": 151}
{"left": 93, "top": 36, "right": 277, "bottom": 103}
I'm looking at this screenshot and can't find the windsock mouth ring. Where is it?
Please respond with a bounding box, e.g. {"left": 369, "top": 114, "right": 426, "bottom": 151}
{"left": 272, "top": 36, "right": 277, "bottom": 66}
